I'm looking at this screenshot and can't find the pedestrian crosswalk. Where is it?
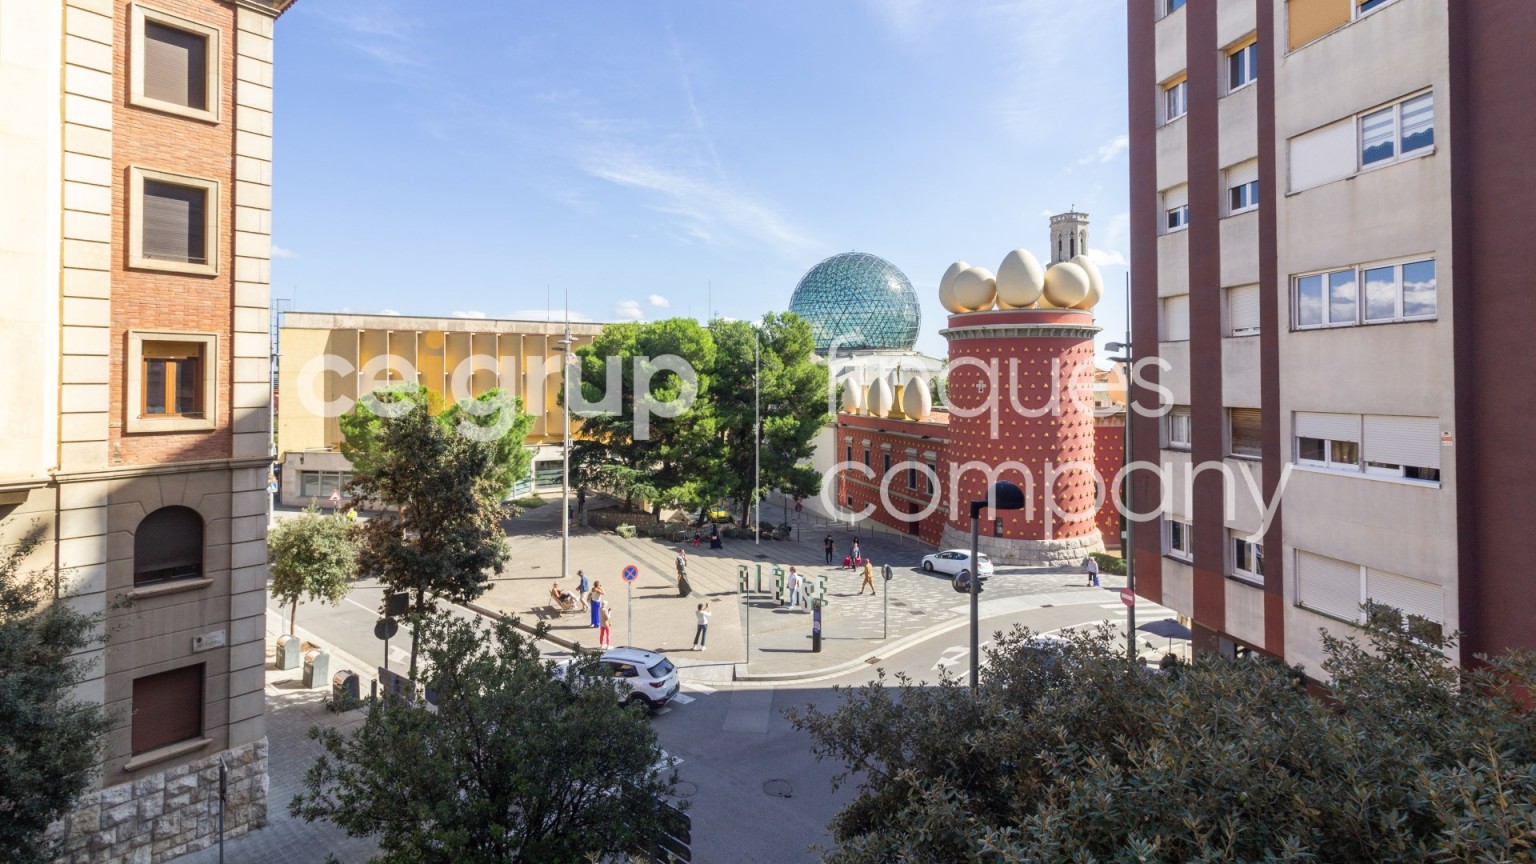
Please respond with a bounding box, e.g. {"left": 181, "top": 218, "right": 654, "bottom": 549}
{"left": 651, "top": 681, "right": 716, "bottom": 716}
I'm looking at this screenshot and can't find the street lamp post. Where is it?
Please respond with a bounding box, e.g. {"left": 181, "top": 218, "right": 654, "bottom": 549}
{"left": 969, "top": 480, "right": 1026, "bottom": 695}
{"left": 558, "top": 303, "right": 574, "bottom": 587}
{"left": 754, "top": 326, "right": 761, "bottom": 545}
{"left": 1106, "top": 340, "right": 1137, "bottom": 664}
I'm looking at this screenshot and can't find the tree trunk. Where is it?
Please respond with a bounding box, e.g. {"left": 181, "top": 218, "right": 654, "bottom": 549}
{"left": 408, "top": 586, "right": 424, "bottom": 681}
{"left": 290, "top": 599, "right": 298, "bottom": 637}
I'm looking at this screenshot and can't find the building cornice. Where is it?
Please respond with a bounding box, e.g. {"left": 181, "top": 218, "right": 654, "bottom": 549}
{"left": 52, "top": 456, "right": 274, "bottom": 485}
{"left": 940, "top": 323, "right": 1101, "bottom": 341}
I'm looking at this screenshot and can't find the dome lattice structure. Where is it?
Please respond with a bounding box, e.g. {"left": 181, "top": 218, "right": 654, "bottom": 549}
{"left": 788, "top": 252, "right": 921, "bottom": 353}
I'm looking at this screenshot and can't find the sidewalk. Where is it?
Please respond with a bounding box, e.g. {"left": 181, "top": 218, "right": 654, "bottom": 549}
{"left": 475, "top": 493, "right": 1138, "bottom": 682}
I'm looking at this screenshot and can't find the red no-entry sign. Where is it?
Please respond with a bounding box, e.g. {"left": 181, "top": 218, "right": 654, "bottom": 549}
{"left": 1121, "top": 587, "right": 1135, "bottom": 607}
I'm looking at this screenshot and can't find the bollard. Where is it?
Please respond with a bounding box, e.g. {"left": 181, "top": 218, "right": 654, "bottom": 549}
{"left": 812, "top": 599, "right": 823, "bottom": 652}
{"left": 773, "top": 566, "right": 785, "bottom": 605}
{"left": 738, "top": 564, "right": 750, "bottom": 593}
{"left": 755, "top": 563, "right": 763, "bottom": 593}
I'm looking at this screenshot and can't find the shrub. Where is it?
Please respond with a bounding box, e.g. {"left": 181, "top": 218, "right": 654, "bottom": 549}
{"left": 1090, "top": 551, "right": 1126, "bottom": 575}
{"left": 615, "top": 524, "right": 637, "bottom": 539}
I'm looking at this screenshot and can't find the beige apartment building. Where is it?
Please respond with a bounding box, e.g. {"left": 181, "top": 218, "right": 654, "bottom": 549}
{"left": 1128, "top": 0, "right": 1535, "bottom": 674}
{"left": 0, "top": 1, "right": 293, "bottom": 860}
{"left": 275, "top": 312, "right": 604, "bottom": 506}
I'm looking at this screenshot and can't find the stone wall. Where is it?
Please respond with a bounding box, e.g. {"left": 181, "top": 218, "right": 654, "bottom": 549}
{"left": 47, "top": 738, "right": 267, "bottom": 864}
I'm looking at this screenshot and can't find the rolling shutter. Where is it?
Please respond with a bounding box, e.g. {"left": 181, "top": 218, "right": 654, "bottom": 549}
{"left": 1163, "top": 185, "right": 1188, "bottom": 211}
{"left": 1363, "top": 415, "right": 1440, "bottom": 469}
{"left": 1289, "top": 118, "right": 1356, "bottom": 192}
{"left": 1229, "top": 408, "right": 1262, "bottom": 457}
{"left": 1162, "top": 295, "right": 1190, "bottom": 342}
{"left": 142, "top": 180, "right": 206, "bottom": 263}
{"left": 1294, "top": 412, "right": 1358, "bottom": 442}
{"left": 1365, "top": 568, "right": 1443, "bottom": 623}
{"left": 1229, "top": 284, "right": 1260, "bottom": 333}
{"left": 144, "top": 21, "right": 207, "bottom": 110}
{"left": 1295, "top": 550, "right": 1361, "bottom": 621}
{"left": 1227, "top": 160, "right": 1259, "bottom": 189}
{"left": 1287, "top": 0, "right": 1351, "bottom": 50}
{"left": 132, "top": 664, "right": 204, "bottom": 754}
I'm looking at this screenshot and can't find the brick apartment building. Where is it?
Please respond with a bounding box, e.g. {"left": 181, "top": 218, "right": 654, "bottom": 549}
{"left": 1127, "top": 0, "right": 1536, "bottom": 673}
{"left": 0, "top": 1, "right": 293, "bottom": 860}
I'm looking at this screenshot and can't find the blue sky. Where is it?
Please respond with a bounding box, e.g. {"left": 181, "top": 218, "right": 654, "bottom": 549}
{"left": 271, "top": 1, "right": 1130, "bottom": 358}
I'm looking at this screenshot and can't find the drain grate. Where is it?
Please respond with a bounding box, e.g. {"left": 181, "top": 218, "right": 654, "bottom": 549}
{"left": 762, "top": 779, "right": 793, "bottom": 798}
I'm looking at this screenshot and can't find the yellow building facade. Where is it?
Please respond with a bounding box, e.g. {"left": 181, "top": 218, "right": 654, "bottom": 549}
{"left": 276, "top": 312, "right": 605, "bottom": 506}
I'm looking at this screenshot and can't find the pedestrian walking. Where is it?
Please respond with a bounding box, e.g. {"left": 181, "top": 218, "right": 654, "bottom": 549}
{"left": 599, "top": 604, "right": 613, "bottom": 649}
{"left": 823, "top": 535, "right": 835, "bottom": 565}
{"left": 786, "top": 566, "right": 802, "bottom": 608}
{"left": 850, "top": 539, "right": 862, "bottom": 569}
{"left": 589, "top": 581, "right": 605, "bottom": 628}
{"left": 675, "top": 549, "right": 693, "bottom": 597}
{"left": 576, "top": 569, "right": 590, "bottom": 610}
{"left": 692, "top": 601, "right": 711, "bottom": 650}
{"left": 577, "top": 488, "right": 586, "bottom": 512}
{"left": 858, "top": 559, "right": 877, "bottom": 595}
{"left": 1085, "top": 556, "right": 1100, "bottom": 587}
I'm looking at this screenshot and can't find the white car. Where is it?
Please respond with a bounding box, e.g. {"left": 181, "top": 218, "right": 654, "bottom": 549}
{"left": 920, "top": 549, "right": 994, "bottom": 578}
{"left": 557, "top": 647, "right": 680, "bottom": 711}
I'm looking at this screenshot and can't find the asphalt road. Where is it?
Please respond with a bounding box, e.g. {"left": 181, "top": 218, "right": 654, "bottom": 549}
{"left": 282, "top": 583, "right": 1147, "bottom": 862}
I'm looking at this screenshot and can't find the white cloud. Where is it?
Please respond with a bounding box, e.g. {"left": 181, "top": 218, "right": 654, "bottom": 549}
{"left": 271, "top": 244, "right": 296, "bottom": 258}
{"left": 1075, "top": 134, "right": 1129, "bottom": 167}
{"left": 613, "top": 300, "right": 645, "bottom": 320}
{"left": 1084, "top": 248, "right": 1128, "bottom": 268}
{"left": 378, "top": 308, "right": 400, "bottom": 315}
{"left": 580, "top": 147, "right": 815, "bottom": 256}
{"left": 452, "top": 310, "right": 487, "bottom": 318}
{"left": 648, "top": 294, "right": 671, "bottom": 308}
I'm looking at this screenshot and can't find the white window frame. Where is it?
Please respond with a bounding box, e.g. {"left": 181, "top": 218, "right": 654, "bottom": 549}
{"left": 1166, "top": 203, "right": 1190, "bottom": 232}
{"left": 1164, "top": 0, "right": 1187, "bottom": 16}
{"left": 125, "top": 331, "right": 219, "bottom": 433}
{"left": 1164, "top": 517, "right": 1193, "bottom": 563}
{"left": 1165, "top": 407, "right": 1192, "bottom": 451}
{"left": 1355, "top": 0, "right": 1401, "bottom": 20}
{"left": 1294, "top": 434, "right": 1359, "bottom": 471}
{"left": 1230, "top": 533, "right": 1263, "bottom": 585}
{"left": 1226, "top": 284, "right": 1261, "bottom": 336}
{"left": 1163, "top": 77, "right": 1188, "bottom": 124}
{"left": 128, "top": 166, "right": 220, "bottom": 276}
{"left": 1293, "top": 257, "right": 1436, "bottom": 330}
{"left": 1359, "top": 90, "right": 1434, "bottom": 171}
{"left": 1226, "top": 37, "right": 1257, "bottom": 94}
{"left": 129, "top": 3, "right": 222, "bottom": 124}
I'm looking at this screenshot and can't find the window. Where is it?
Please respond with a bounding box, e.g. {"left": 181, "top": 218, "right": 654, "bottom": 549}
{"left": 132, "top": 664, "right": 205, "bottom": 755}
{"left": 1166, "top": 407, "right": 1192, "bottom": 450}
{"left": 1165, "top": 517, "right": 1193, "bottom": 562}
{"left": 1361, "top": 92, "right": 1434, "bottom": 168}
{"left": 882, "top": 453, "right": 891, "bottom": 475}
{"left": 128, "top": 167, "right": 219, "bottom": 276}
{"left": 1163, "top": 185, "right": 1189, "bottom": 233}
{"left": 126, "top": 331, "right": 217, "bottom": 432}
{"left": 1225, "top": 160, "right": 1259, "bottom": 215}
{"left": 1227, "top": 38, "right": 1257, "bottom": 92}
{"left": 299, "top": 471, "right": 355, "bottom": 500}
{"left": 129, "top": 4, "right": 220, "bottom": 123}
{"left": 1228, "top": 408, "right": 1262, "bottom": 459}
{"left": 1296, "top": 550, "right": 1443, "bottom": 637}
{"left": 534, "top": 460, "right": 563, "bottom": 488}
{"left": 845, "top": 445, "right": 853, "bottom": 464}
{"left": 1357, "top": 0, "right": 1396, "bottom": 17}
{"left": 1161, "top": 295, "right": 1190, "bottom": 342}
{"left": 133, "top": 506, "right": 204, "bottom": 587}
{"left": 1295, "top": 259, "right": 1436, "bottom": 329}
{"left": 863, "top": 449, "right": 870, "bottom": 468}
{"left": 1231, "top": 534, "right": 1263, "bottom": 584}
{"left": 1294, "top": 412, "right": 1440, "bottom": 483}
{"left": 1166, "top": 0, "right": 1187, "bottom": 13}
{"left": 926, "top": 463, "right": 936, "bottom": 495}
{"left": 1164, "top": 77, "right": 1188, "bottom": 123}
{"left": 1227, "top": 284, "right": 1261, "bottom": 335}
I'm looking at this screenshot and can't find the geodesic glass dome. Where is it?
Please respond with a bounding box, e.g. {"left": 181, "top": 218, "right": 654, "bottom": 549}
{"left": 788, "top": 252, "right": 921, "bottom": 354}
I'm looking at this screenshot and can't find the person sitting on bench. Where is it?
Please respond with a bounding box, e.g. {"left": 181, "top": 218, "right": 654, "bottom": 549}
{"left": 550, "top": 582, "right": 576, "bottom": 607}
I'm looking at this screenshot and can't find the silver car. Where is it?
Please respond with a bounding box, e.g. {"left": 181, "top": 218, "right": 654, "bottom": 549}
{"left": 920, "top": 549, "right": 994, "bottom": 577}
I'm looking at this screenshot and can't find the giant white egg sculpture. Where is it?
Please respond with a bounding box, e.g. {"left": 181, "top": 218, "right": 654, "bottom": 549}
{"left": 902, "top": 375, "right": 932, "bottom": 420}
{"left": 867, "top": 376, "right": 895, "bottom": 417}
{"left": 1068, "top": 253, "right": 1104, "bottom": 309}
{"left": 996, "top": 248, "right": 1045, "bottom": 309}
{"left": 952, "top": 266, "right": 997, "bottom": 312}
{"left": 1042, "top": 261, "right": 1091, "bottom": 309}
{"left": 939, "top": 261, "right": 971, "bottom": 313}
{"left": 840, "top": 377, "right": 864, "bottom": 414}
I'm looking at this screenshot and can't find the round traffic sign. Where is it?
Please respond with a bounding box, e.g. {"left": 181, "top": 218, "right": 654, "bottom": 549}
{"left": 1120, "top": 587, "right": 1135, "bottom": 607}
{"left": 622, "top": 564, "right": 639, "bottom": 583}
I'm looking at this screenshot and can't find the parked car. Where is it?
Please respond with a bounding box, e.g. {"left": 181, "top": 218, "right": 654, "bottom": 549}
{"left": 921, "top": 549, "right": 994, "bottom": 577}
{"left": 557, "top": 647, "right": 680, "bottom": 711}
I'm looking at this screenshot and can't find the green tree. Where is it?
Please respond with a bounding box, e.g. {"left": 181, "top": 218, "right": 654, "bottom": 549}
{"left": 788, "top": 622, "right": 1536, "bottom": 864}
{"left": 0, "top": 525, "right": 113, "bottom": 864}
{"left": 341, "top": 386, "right": 519, "bottom": 678}
{"left": 572, "top": 319, "right": 718, "bottom": 514}
{"left": 267, "top": 506, "right": 356, "bottom": 637}
{"left": 291, "top": 612, "right": 679, "bottom": 864}
{"left": 708, "top": 314, "right": 828, "bottom": 524}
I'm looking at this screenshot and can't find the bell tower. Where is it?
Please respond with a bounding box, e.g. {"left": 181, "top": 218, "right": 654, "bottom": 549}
{"left": 1049, "top": 210, "right": 1090, "bottom": 265}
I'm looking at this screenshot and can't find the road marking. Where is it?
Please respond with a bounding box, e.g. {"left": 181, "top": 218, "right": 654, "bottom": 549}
{"left": 1098, "top": 603, "right": 1125, "bottom": 609}
{"left": 684, "top": 681, "right": 717, "bottom": 695}
{"left": 346, "top": 596, "right": 379, "bottom": 617}
{"left": 389, "top": 646, "right": 410, "bottom": 664}
{"left": 669, "top": 693, "right": 695, "bottom": 705}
